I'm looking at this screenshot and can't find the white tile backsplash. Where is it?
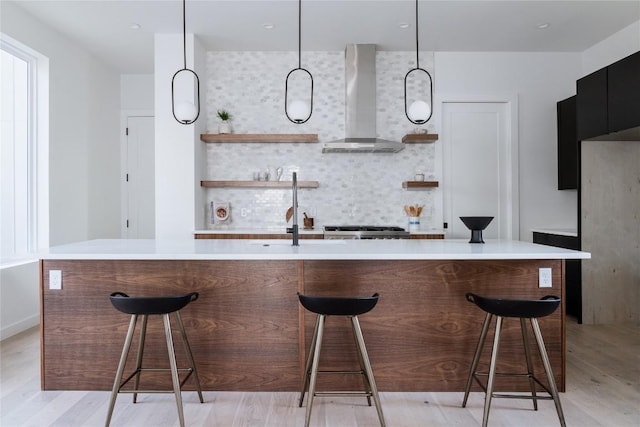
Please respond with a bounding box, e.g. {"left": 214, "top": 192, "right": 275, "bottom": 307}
{"left": 204, "top": 50, "right": 439, "bottom": 230}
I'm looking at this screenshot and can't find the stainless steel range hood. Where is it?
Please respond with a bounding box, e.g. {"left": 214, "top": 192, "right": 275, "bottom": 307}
{"left": 322, "top": 44, "right": 404, "bottom": 153}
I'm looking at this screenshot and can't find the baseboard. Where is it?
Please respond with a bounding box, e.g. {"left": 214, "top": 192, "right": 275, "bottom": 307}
{"left": 1, "top": 314, "right": 39, "bottom": 341}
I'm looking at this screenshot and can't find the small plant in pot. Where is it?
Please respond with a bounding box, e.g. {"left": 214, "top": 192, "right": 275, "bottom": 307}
{"left": 217, "top": 109, "right": 232, "bottom": 134}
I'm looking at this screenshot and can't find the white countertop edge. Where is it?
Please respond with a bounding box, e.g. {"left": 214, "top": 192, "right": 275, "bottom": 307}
{"left": 38, "top": 239, "right": 591, "bottom": 261}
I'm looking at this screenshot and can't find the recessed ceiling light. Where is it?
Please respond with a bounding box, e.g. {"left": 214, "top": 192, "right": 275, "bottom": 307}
{"left": 263, "top": 23, "right": 275, "bottom": 30}
{"left": 399, "top": 23, "right": 410, "bottom": 29}
{"left": 130, "top": 23, "right": 141, "bottom": 30}
{"left": 537, "top": 22, "right": 550, "bottom": 29}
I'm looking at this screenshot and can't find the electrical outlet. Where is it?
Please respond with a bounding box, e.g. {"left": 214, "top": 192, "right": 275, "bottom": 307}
{"left": 539, "top": 267, "right": 552, "bottom": 288}
{"left": 49, "top": 270, "right": 62, "bottom": 290}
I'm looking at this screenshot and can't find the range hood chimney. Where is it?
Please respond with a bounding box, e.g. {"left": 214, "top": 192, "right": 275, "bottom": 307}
{"left": 322, "top": 44, "right": 404, "bottom": 153}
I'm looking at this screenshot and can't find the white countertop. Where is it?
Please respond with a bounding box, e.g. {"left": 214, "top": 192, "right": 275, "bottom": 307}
{"left": 39, "top": 239, "right": 591, "bottom": 261}
{"left": 193, "top": 228, "right": 446, "bottom": 235}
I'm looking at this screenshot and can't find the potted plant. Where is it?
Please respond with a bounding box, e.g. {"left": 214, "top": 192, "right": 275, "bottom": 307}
{"left": 217, "top": 109, "right": 232, "bottom": 134}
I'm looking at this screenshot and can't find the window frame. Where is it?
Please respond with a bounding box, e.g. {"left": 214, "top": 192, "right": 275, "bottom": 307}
{"left": 1, "top": 33, "right": 49, "bottom": 261}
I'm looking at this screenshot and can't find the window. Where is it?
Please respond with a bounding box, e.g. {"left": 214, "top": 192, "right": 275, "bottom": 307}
{"left": 1, "top": 34, "right": 48, "bottom": 261}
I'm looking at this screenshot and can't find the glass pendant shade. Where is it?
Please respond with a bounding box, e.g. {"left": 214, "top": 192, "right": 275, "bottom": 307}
{"left": 171, "top": 68, "right": 200, "bottom": 125}
{"left": 288, "top": 99, "right": 310, "bottom": 123}
{"left": 408, "top": 100, "right": 431, "bottom": 124}
{"left": 174, "top": 101, "right": 198, "bottom": 123}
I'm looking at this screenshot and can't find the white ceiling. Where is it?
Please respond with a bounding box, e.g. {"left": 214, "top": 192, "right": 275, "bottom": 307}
{"left": 6, "top": 0, "right": 640, "bottom": 73}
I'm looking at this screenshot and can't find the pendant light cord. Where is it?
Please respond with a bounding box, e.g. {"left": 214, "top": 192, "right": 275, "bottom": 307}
{"left": 298, "top": 0, "right": 302, "bottom": 69}
{"left": 415, "top": 0, "right": 420, "bottom": 69}
{"left": 182, "top": 0, "right": 187, "bottom": 70}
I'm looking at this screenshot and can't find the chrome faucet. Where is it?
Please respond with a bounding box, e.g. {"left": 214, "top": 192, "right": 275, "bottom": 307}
{"left": 286, "top": 172, "right": 300, "bottom": 246}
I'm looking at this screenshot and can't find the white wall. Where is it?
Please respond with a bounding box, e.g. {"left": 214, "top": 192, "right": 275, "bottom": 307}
{"left": 1, "top": 1, "right": 121, "bottom": 245}
{"left": 581, "top": 20, "right": 640, "bottom": 76}
{"left": 154, "top": 34, "right": 206, "bottom": 238}
{"left": 1, "top": 2, "right": 121, "bottom": 339}
{"left": 0, "top": 262, "right": 39, "bottom": 340}
{"left": 435, "top": 52, "right": 582, "bottom": 240}
{"left": 121, "top": 74, "right": 154, "bottom": 110}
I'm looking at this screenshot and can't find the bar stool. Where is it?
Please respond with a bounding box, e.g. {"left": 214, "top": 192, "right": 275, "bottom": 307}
{"left": 297, "top": 292, "right": 385, "bottom": 427}
{"left": 105, "top": 292, "right": 204, "bottom": 427}
{"left": 462, "top": 293, "right": 566, "bottom": 427}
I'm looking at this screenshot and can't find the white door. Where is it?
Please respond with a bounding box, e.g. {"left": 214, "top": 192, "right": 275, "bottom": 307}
{"left": 442, "top": 102, "right": 517, "bottom": 240}
{"left": 125, "top": 116, "right": 155, "bottom": 238}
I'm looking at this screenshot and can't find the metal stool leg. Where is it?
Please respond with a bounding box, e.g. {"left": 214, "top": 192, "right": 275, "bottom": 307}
{"left": 305, "top": 314, "right": 325, "bottom": 427}
{"left": 163, "top": 314, "right": 185, "bottom": 427}
{"left": 132, "top": 315, "right": 148, "bottom": 404}
{"left": 351, "top": 316, "right": 372, "bottom": 406}
{"left": 105, "top": 314, "right": 138, "bottom": 427}
{"left": 299, "top": 315, "right": 321, "bottom": 407}
{"left": 531, "top": 318, "right": 566, "bottom": 427}
{"left": 520, "top": 317, "right": 538, "bottom": 410}
{"left": 175, "top": 311, "right": 204, "bottom": 403}
{"left": 351, "top": 316, "right": 385, "bottom": 427}
{"left": 483, "top": 315, "right": 503, "bottom": 427}
{"left": 463, "top": 312, "right": 492, "bottom": 407}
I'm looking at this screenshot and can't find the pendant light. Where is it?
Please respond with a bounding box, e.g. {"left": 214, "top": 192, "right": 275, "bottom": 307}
{"left": 404, "top": 0, "right": 433, "bottom": 124}
{"left": 285, "top": 0, "right": 313, "bottom": 124}
{"left": 171, "top": 0, "right": 200, "bottom": 125}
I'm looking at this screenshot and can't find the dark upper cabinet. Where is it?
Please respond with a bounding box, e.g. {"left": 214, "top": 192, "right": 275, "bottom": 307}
{"left": 576, "top": 68, "right": 608, "bottom": 141}
{"left": 557, "top": 96, "right": 578, "bottom": 190}
{"left": 608, "top": 51, "right": 640, "bottom": 134}
{"left": 576, "top": 51, "right": 640, "bottom": 141}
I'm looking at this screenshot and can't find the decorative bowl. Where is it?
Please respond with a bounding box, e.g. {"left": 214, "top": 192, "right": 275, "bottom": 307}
{"left": 459, "top": 216, "right": 494, "bottom": 243}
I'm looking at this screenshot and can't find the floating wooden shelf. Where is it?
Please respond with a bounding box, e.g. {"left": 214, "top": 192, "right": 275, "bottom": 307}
{"left": 402, "top": 181, "right": 439, "bottom": 189}
{"left": 402, "top": 134, "right": 439, "bottom": 143}
{"left": 201, "top": 134, "right": 318, "bottom": 143}
{"left": 201, "top": 180, "right": 319, "bottom": 189}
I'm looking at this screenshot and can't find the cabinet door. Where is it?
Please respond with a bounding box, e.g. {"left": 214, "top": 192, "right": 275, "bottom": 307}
{"left": 608, "top": 51, "right": 640, "bottom": 133}
{"left": 557, "top": 96, "right": 577, "bottom": 190}
{"left": 577, "top": 68, "right": 608, "bottom": 141}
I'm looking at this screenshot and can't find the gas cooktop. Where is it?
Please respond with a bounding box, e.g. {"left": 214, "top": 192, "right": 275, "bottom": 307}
{"left": 323, "top": 225, "right": 409, "bottom": 239}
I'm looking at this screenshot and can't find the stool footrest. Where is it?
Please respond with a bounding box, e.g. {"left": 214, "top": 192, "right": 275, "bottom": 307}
{"left": 472, "top": 372, "right": 554, "bottom": 397}
{"left": 314, "top": 391, "right": 373, "bottom": 398}
{"left": 119, "top": 368, "right": 195, "bottom": 393}
{"left": 492, "top": 393, "right": 554, "bottom": 400}
{"left": 315, "top": 370, "right": 365, "bottom": 375}
{"left": 118, "top": 389, "right": 198, "bottom": 395}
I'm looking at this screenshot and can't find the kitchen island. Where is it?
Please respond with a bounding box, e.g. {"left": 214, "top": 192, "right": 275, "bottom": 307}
{"left": 39, "top": 239, "right": 589, "bottom": 393}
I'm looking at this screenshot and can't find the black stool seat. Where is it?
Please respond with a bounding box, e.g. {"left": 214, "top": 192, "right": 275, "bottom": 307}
{"left": 297, "top": 292, "right": 385, "bottom": 427}
{"left": 466, "top": 293, "right": 560, "bottom": 318}
{"left": 298, "top": 293, "right": 379, "bottom": 316}
{"left": 105, "top": 291, "right": 203, "bottom": 427}
{"left": 462, "top": 292, "right": 565, "bottom": 427}
{"left": 110, "top": 291, "right": 198, "bottom": 315}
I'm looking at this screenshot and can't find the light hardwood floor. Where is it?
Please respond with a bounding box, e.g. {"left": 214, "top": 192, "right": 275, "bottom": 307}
{"left": 1, "top": 319, "right": 638, "bottom": 426}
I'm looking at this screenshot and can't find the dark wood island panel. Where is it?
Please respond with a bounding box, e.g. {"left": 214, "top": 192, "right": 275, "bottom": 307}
{"left": 301, "top": 259, "right": 564, "bottom": 392}
{"left": 40, "top": 258, "right": 564, "bottom": 392}
{"left": 40, "top": 259, "right": 301, "bottom": 391}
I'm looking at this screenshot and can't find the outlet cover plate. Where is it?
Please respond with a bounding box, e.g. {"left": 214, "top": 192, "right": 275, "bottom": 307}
{"left": 49, "top": 270, "right": 62, "bottom": 290}
{"left": 539, "top": 267, "right": 552, "bottom": 288}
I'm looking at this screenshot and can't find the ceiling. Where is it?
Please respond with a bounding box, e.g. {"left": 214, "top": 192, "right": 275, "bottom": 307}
{"left": 6, "top": 0, "right": 640, "bottom": 73}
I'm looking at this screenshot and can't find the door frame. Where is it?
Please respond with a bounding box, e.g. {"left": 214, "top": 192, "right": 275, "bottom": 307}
{"left": 120, "top": 109, "right": 154, "bottom": 238}
{"left": 436, "top": 94, "right": 519, "bottom": 240}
